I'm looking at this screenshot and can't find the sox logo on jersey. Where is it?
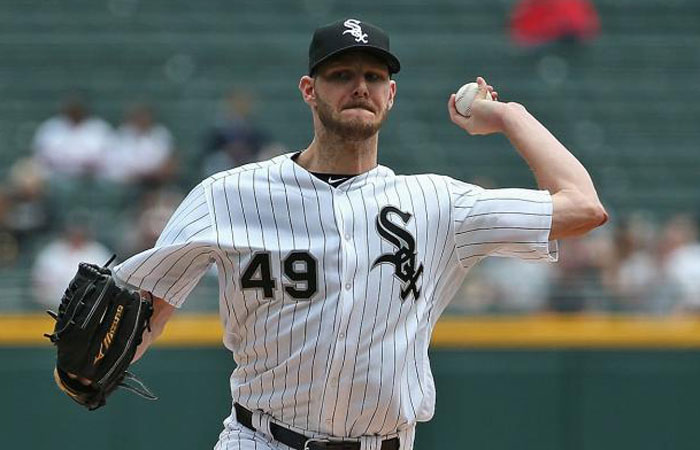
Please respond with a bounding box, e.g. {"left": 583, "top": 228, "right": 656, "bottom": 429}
{"left": 372, "top": 206, "right": 423, "bottom": 302}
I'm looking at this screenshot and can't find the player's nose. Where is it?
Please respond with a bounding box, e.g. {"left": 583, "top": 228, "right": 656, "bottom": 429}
{"left": 351, "top": 76, "right": 370, "bottom": 98}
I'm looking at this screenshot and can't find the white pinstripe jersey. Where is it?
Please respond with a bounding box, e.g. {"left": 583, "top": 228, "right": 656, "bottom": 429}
{"left": 114, "top": 152, "right": 558, "bottom": 438}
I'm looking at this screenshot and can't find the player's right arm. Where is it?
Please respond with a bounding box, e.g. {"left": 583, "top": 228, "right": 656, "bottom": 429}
{"left": 448, "top": 77, "right": 608, "bottom": 240}
{"left": 132, "top": 294, "right": 175, "bottom": 363}
{"left": 115, "top": 182, "right": 216, "bottom": 362}
{"left": 66, "top": 292, "right": 175, "bottom": 384}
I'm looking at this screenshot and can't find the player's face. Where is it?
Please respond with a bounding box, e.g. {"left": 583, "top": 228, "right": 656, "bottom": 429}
{"left": 304, "top": 52, "right": 396, "bottom": 141}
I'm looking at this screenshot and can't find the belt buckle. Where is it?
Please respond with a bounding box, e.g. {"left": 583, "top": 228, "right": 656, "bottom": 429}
{"left": 303, "top": 438, "right": 332, "bottom": 450}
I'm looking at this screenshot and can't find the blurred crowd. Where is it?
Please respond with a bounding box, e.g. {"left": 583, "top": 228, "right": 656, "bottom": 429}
{"left": 0, "top": 89, "right": 285, "bottom": 310}
{"left": 2, "top": 88, "right": 700, "bottom": 316}
{"left": 449, "top": 212, "right": 700, "bottom": 316}
{"left": 0, "top": 0, "right": 627, "bottom": 314}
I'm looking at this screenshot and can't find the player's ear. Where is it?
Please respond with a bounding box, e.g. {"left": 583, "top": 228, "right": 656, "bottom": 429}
{"left": 387, "top": 79, "right": 397, "bottom": 110}
{"left": 299, "top": 75, "right": 316, "bottom": 106}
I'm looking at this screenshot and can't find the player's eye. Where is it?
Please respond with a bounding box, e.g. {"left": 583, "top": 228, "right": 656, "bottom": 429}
{"left": 365, "top": 72, "right": 385, "bottom": 82}
{"left": 328, "top": 70, "right": 352, "bottom": 81}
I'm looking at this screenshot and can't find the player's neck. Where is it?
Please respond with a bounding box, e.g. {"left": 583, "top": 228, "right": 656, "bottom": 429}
{"left": 298, "top": 134, "right": 378, "bottom": 175}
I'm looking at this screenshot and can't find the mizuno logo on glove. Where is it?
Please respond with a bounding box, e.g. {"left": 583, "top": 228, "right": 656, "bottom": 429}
{"left": 94, "top": 304, "right": 124, "bottom": 366}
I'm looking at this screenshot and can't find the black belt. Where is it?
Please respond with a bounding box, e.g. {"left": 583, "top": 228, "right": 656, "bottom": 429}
{"left": 234, "top": 403, "right": 400, "bottom": 450}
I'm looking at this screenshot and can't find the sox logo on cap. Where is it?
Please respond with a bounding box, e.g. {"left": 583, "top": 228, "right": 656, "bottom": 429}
{"left": 342, "top": 19, "right": 368, "bottom": 43}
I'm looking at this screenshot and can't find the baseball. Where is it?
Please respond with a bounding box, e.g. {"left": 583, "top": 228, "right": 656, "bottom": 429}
{"left": 455, "top": 82, "right": 492, "bottom": 117}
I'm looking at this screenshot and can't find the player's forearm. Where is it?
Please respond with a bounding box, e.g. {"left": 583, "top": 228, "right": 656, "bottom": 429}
{"left": 502, "top": 103, "right": 593, "bottom": 195}
{"left": 132, "top": 294, "right": 175, "bottom": 362}
{"left": 501, "top": 102, "right": 607, "bottom": 234}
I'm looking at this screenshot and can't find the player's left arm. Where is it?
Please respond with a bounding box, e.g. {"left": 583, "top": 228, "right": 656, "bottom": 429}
{"left": 448, "top": 77, "right": 608, "bottom": 240}
{"left": 132, "top": 293, "right": 176, "bottom": 363}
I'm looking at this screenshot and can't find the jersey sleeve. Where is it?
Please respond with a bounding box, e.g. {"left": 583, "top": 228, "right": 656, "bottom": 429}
{"left": 449, "top": 178, "right": 558, "bottom": 268}
{"left": 113, "top": 183, "right": 215, "bottom": 307}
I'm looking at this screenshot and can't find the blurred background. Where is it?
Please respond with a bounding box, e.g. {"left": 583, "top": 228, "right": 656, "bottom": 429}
{"left": 1, "top": 0, "right": 699, "bottom": 449}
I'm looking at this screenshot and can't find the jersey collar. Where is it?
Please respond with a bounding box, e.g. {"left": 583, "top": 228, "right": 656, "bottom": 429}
{"left": 280, "top": 151, "right": 394, "bottom": 192}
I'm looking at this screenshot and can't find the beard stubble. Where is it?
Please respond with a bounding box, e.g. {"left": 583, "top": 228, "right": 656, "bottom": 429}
{"left": 315, "top": 95, "right": 389, "bottom": 142}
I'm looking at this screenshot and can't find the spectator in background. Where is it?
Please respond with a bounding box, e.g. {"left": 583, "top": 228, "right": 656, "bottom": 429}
{"left": 547, "top": 230, "right": 609, "bottom": 312}
{"left": 117, "top": 186, "right": 183, "bottom": 256}
{"left": 101, "top": 104, "right": 177, "bottom": 186}
{"left": 510, "top": 0, "right": 600, "bottom": 47}
{"left": 0, "top": 189, "right": 20, "bottom": 266}
{"left": 480, "top": 257, "right": 555, "bottom": 313}
{"left": 32, "top": 94, "right": 113, "bottom": 179}
{"left": 660, "top": 214, "right": 700, "bottom": 313}
{"left": 450, "top": 246, "right": 555, "bottom": 314}
{"left": 201, "top": 89, "right": 271, "bottom": 176}
{"left": 31, "top": 214, "right": 112, "bottom": 308}
{"left": 602, "top": 214, "right": 662, "bottom": 312}
{"left": 0, "top": 158, "right": 53, "bottom": 255}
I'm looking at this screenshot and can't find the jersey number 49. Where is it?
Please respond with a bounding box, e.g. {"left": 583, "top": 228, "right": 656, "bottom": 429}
{"left": 240, "top": 251, "right": 317, "bottom": 300}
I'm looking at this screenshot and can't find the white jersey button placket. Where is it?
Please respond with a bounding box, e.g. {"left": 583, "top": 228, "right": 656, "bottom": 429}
{"left": 322, "top": 187, "right": 357, "bottom": 427}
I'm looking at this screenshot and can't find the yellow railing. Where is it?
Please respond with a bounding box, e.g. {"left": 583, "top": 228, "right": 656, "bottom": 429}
{"left": 4, "top": 313, "right": 700, "bottom": 348}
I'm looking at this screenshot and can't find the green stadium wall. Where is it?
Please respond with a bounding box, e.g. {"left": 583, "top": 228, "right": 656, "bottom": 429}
{"left": 3, "top": 347, "right": 700, "bottom": 450}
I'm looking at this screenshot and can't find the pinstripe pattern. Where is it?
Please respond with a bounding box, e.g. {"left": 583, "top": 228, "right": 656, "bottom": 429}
{"left": 114, "top": 153, "right": 558, "bottom": 444}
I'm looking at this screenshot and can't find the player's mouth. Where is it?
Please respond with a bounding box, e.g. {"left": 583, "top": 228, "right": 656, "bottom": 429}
{"left": 343, "top": 102, "right": 375, "bottom": 113}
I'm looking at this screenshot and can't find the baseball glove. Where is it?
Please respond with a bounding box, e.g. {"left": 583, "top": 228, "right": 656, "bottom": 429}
{"left": 44, "top": 258, "right": 157, "bottom": 410}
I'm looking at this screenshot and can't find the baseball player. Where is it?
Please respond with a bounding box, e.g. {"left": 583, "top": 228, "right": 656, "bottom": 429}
{"left": 114, "top": 18, "right": 607, "bottom": 450}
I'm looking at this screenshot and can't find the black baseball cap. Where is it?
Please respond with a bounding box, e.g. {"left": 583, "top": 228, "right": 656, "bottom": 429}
{"left": 308, "top": 18, "right": 401, "bottom": 75}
